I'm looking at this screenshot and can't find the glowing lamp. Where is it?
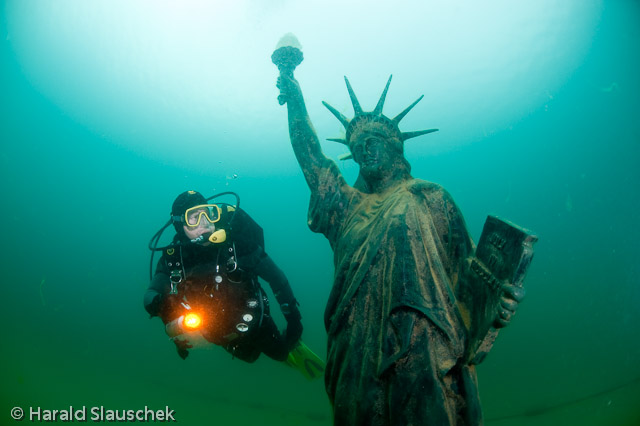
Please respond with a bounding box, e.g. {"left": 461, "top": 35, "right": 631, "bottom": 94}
{"left": 183, "top": 312, "right": 202, "bottom": 329}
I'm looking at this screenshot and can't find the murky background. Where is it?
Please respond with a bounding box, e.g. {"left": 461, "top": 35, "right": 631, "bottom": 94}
{"left": 1, "top": 0, "right": 638, "bottom": 424}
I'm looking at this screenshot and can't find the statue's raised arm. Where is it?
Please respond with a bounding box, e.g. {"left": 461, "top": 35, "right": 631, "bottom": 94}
{"left": 272, "top": 34, "right": 326, "bottom": 191}
{"left": 276, "top": 73, "right": 327, "bottom": 191}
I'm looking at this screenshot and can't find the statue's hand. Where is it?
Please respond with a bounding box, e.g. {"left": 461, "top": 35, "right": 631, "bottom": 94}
{"left": 494, "top": 283, "right": 526, "bottom": 328}
{"left": 276, "top": 73, "right": 304, "bottom": 106}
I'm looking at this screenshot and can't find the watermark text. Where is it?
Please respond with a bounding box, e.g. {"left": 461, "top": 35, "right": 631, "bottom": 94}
{"left": 10, "top": 406, "right": 176, "bottom": 422}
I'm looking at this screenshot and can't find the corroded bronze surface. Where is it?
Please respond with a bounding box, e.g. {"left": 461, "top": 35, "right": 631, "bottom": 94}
{"left": 275, "top": 55, "right": 536, "bottom": 425}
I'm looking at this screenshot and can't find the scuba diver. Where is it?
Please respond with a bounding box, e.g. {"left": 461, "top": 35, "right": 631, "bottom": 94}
{"left": 144, "top": 190, "right": 324, "bottom": 379}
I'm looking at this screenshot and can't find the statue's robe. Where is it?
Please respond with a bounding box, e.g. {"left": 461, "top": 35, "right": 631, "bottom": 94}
{"left": 308, "top": 160, "right": 483, "bottom": 426}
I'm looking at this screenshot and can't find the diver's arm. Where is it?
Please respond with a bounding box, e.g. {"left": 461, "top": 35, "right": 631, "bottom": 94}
{"left": 144, "top": 277, "right": 166, "bottom": 317}
{"left": 254, "top": 254, "right": 297, "bottom": 310}
{"left": 144, "top": 260, "right": 170, "bottom": 317}
{"left": 250, "top": 249, "right": 303, "bottom": 347}
{"left": 277, "top": 74, "right": 327, "bottom": 190}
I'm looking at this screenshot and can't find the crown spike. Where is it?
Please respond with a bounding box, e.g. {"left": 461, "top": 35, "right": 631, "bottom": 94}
{"left": 393, "top": 95, "right": 424, "bottom": 124}
{"left": 327, "top": 138, "right": 349, "bottom": 145}
{"left": 337, "top": 152, "right": 353, "bottom": 161}
{"left": 373, "top": 75, "right": 393, "bottom": 115}
{"left": 401, "top": 129, "right": 439, "bottom": 141}
{"left": 322, "top": 101, "right": 350, "bottom": 128}
{"left": 344, "top": 76, "right": 362, "bottom": 115}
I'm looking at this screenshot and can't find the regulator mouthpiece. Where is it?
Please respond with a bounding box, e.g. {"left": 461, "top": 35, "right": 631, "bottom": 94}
{"left": 190, "top": 229, "right": 227, "bottom": 245}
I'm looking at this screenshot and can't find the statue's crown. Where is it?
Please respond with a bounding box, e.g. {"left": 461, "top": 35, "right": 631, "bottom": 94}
{"left": 323, "top": 76, "right": 438, "bottom": 159}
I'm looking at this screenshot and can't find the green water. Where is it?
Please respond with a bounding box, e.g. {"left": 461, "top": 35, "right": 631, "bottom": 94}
{"left": 1, "top": 1, "right": 639, "bottom": 425}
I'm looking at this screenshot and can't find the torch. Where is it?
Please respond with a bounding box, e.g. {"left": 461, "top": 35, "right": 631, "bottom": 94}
{"left": 165, "top": 312, "right": 203, "bottom": 338}
{"left": 271, "top": 33, "right": 304, "bottom": 105}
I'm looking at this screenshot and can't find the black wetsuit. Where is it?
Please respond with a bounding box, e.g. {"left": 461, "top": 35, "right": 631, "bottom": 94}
{"left": 144, "top": 209, "right": 300, "bottom": 363}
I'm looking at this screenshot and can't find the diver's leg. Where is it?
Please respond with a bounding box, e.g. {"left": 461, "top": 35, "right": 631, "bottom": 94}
{"left": 224, "top": 341, "right": 261, "bottom": 363}
{"left": 252, "top": 315, "right": 289, "bottom": 361}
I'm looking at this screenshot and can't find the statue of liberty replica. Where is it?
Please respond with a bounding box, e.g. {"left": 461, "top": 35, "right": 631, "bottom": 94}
{"left": 273, "top": 34, "right": 537, "bottom": 426}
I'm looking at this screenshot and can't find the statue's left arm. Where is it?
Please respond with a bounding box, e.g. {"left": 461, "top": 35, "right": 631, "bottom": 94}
{"left": 441, "top": 190, "right": 526, "bottom": 329}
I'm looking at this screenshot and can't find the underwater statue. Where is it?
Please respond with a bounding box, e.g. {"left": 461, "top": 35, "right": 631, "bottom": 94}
{"left": 273, "top": 36, "right": 537, "bottom": 426}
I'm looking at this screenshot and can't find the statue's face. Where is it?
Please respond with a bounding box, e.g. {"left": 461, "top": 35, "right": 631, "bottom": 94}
{"left": 351, "top": 130, "right": 401, "bottom": 181}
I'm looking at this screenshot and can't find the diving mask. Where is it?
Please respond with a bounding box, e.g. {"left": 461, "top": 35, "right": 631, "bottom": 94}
{"left": 174, "top": 204, "right": 222, "bottom": 228}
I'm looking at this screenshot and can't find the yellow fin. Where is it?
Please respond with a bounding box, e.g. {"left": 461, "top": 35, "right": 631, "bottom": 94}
{"left": 284, "top": 341, "right": 325, "bottom": 381}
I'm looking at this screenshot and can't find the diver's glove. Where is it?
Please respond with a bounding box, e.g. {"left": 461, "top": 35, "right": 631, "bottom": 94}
{"left": 281, "top": 301, "right": 303, "bottom": 348}
{"left": 177, "top": 348, "right": 189, "bottom": 360}
{"left": 173, "top": 338, "right": 192, "bottom": 360}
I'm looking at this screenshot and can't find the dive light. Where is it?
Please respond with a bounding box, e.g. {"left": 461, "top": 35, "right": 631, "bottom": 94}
{"left": 165, "top": 311, "right": 214, "bottom": 349}
{"left": 165, "top": 312, "right": 203, "bottom": 338}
